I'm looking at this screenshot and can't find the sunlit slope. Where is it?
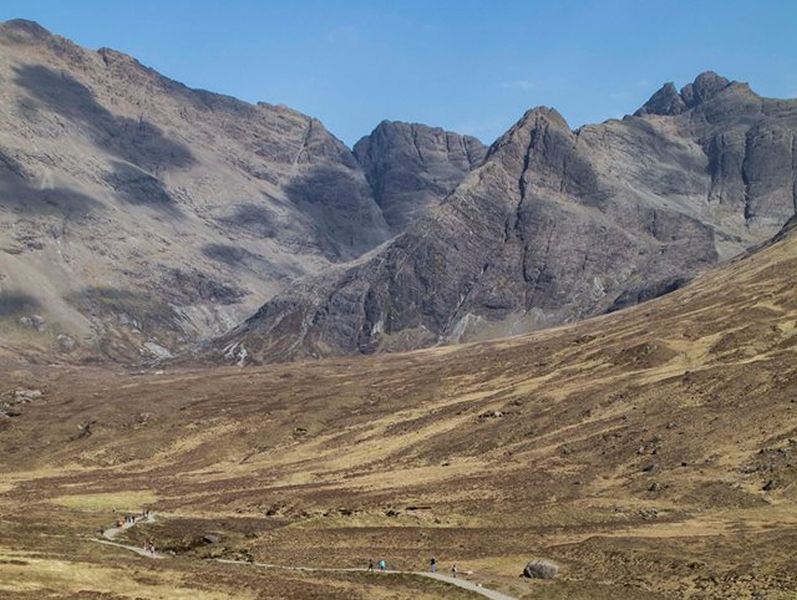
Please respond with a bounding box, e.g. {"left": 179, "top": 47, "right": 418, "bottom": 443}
{"left": 1, "top": 218, "right": 795, "bottom": 599}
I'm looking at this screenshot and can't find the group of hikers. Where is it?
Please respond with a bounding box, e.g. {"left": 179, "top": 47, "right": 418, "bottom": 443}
{"left": 367, "top": 555, "right": 457, "bottom": 577}
{"left": 111, "top": 508, "right": 152, "bottom": 529}
{"left": 99, "top": 507, "right": 156, "bottom": 555}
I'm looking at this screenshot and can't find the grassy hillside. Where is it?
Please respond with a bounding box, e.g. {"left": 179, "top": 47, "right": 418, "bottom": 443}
{"left": 1, "top": 223, "right": 795, "bottom": 598}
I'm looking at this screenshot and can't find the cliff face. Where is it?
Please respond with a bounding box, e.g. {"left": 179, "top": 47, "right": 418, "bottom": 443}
{"left": 0, "top": 20, "right": 483, "bottom": 362}
{"left": 354, "top": 121, "right": 486, "bottom": 232}
{"left": 217, "top": 72, "right": 797, "bottom": 363}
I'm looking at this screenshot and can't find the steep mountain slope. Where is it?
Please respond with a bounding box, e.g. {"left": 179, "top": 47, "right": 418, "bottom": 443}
{"left": 217, "top": 72, "right": 797, "bottom": 363}
{"left": 0, "top": 20, "right": 480, "bottom": 364}
{"left": 0, "top": 18, "right": 391, "bottom": 362}
{"left": 353, "top": 121, "right": 486, "bottom": 231}
{"left": 3, "top": 211, "right": 796, "bottom": 599}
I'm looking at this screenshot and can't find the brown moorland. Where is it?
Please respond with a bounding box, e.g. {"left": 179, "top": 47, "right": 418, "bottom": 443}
{"left": 0, "top": 220, "right": 795, "bottom": 598}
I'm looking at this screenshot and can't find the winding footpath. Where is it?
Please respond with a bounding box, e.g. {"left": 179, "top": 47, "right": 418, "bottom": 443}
{"left": 91, "top": 513, "right": 165, "bottom": 559}
{"left": 215, "top": 558, "right": 517, "bottom": 600}
{"left": 92, "top": 513, "right": 517, "bottom": 600}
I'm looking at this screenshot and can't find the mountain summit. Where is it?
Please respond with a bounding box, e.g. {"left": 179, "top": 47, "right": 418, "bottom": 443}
{"left": 0, "top": 20, "right": 478, "bottom": 362}
{"left": 635, "top": 71, "right": 734, "bottom": 116}
{"left": 212, "top": 72, "right": 797, "bottom": 363}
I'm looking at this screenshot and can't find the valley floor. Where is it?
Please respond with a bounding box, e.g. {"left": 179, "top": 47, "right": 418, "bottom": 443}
{"left": 1, "top": 228, "right": 796, "bottom": 599}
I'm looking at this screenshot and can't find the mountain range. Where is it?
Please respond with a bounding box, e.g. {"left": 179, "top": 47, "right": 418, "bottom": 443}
{"left": 0, "top": 19, "right": 484, "bottom": 362}
{"left": 214, "top": 73, "right": 797, "bottom": 363}
{"left": 0, "top": 19, "right": 794, "bottom": 365}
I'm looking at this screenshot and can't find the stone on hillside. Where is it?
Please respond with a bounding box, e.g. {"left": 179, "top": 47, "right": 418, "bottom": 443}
{"left": 18, "top": 314, "right": 46, "bottom": 331}
{"left": 523, "top": 558, "right": 559, "bottom": 579}
{"left": 14, "top": 389, "right": 42, "bottom": 401}
{"left": 56, "top": 334, "right": 77, "bottom": 352}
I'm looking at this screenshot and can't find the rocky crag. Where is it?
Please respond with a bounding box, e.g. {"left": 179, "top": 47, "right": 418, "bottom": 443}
{"left": 0, "top": 19, "right": 480, "bottom": 362}
{"left": 215, "top": 72, "right": 797, "bottom": 362}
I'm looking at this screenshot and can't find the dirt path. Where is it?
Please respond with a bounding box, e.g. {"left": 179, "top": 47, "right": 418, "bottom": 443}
{"left": 91, "top": 513, "right": 164, "bottom": 559}
{"left": 92, "top": 537, "right": 165, "bottom": 559}
{"left": 101, "top": 512, "right": 155, "bottom": 541}
{"left": 215, "top": 558, "right": 519, "bottom": 600}
{"left": 92, "top": 516, "right": 518, "bottom": 599}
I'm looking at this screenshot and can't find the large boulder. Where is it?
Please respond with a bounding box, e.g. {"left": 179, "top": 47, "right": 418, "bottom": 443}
{"left": 523, "top": 558, "right": 559, "bottom": 579}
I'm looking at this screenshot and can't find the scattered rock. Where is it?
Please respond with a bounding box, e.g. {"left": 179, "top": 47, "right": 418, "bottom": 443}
{"left": 70, "top": 420, "right": 96, "bottom": 441}
{"left": 56, "top": 334, "right": 76, "bottom": 352}
{"left": 14, "top": 389, "right": 42, "bottom": 401}
{"left": 202, "top": 534, "right": 221, "bottom": 544}
{"left": 639, "top": 508, "right": 659, "bottom": 520}
{"left": 478, "top": 410, "right": 504, "bottom": 420}
{"left": 18, "top": 314, "right": 46, "bottom": 331}
{"left": 523, "top": 559, "right": 559, "bottom": 579}
{"left": 762, "top": 479, "right": 776, "bottom": 491}
{"left": 144, "top": 341, "right": 173, "bottom": 359}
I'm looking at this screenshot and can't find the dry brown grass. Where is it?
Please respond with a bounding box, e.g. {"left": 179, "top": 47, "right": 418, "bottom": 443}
{"left": 1, "top": 232, "right": 796, "bottom": 598}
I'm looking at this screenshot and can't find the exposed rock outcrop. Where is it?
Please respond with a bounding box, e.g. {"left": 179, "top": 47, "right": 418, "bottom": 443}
{"left": 0, "top": 20, "right": 476, "bottom": 363}
{"left": 215, "top": 73, "right": 797, "bottom": 363}
{"left": 353, "top": 121, "right": 486, "bottom": 231}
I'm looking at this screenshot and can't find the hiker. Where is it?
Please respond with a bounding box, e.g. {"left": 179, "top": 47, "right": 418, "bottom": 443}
{"left": 430, "top": 556, "right": 437, "bottom": 573}
{"left": 367, "top": 558, "right": 374, "bottom": 572}
{"left": 451, "top": 564, "right": 457, "bottom": 578}
{"left": 378, "top": 559, "right": 386, "bottom": 572}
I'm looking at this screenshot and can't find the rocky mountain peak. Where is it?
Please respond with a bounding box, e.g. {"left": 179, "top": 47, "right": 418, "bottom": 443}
{"left": 220, "top": 71, "right": 797, "bottom": 364}
{"left": 636, "top": 71, "right": 735, "bottom": 116}
{"left": 0, "top": 18, "right": 53, "bottom": 40}
{"left": 635, "top": 82, "right": 686, "bottom": 116}
{"left": 353, "top": 120, "right": 486, "bottom": 231}
{"left": 681, "top": 70, "right": 732, "bottom": 107}
{"left": 486, "top": 106, "right": 572, "bottom": 172}
{"left": 502, "top": 106, "right": 570, "bottom": 140}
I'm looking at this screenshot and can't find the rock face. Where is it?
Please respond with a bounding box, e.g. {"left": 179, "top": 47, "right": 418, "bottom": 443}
{"left": 353, "top": 121, "right": 486, "bottom": 231}
{"left": 216, "top": 72, "right": 797, "bottom": 363}
{"left": 0, "top": 20, "right": 477, "bottom": 362}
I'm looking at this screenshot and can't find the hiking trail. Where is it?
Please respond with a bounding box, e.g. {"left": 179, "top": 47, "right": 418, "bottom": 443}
{"left": 91, "top": 513, "right": 164, "bottom": 559}
{"left": 92, "top": 513, "right": 518, "bottom": 600}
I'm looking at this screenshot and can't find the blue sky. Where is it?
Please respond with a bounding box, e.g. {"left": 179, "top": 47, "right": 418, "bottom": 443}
{"left": 1, "top": 1, "right": 795, "bottom": 146}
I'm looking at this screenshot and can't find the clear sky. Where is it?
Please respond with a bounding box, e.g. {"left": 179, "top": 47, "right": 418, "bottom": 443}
{"left": 1, "top": 1, "right": 795, "bottom": 146}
